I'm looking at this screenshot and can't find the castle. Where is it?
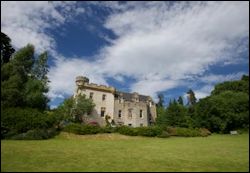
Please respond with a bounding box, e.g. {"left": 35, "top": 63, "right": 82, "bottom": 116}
{"left": 73, "top": 76, "right": 157, "bottom": 127}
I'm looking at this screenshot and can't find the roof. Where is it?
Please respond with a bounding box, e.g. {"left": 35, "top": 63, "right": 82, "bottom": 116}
{"left": 115, "top": 91, "right": 150, "bottom": 102}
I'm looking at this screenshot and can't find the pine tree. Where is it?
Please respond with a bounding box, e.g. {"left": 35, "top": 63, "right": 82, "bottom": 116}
{"left": 187, "top": 89, "right": 197, "bottom": 105}
{"left": 177, "top": 96, "right": 184, "bottom": 105}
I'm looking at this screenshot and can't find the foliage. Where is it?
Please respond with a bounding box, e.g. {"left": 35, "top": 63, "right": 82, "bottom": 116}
{"left": 211, "top": 76, "right": 249, "bottom": 95}
{"left": 105, "top": 115, "right": 111, "bottom": 127}
{"left": 155, "top": 106, "right": 167, "bottom": 125}
{"left": 10, "top": 128, "right": 59, "bottom": 140}
{"left": 194, "top": 90, "right": 249, "bottom": 133}
{"left": 165, "top": 127, "right": 211, "bottom": 137}
{"left": 54, "top": 97, "right": 75, "bottom": 124}
{"left": 63, "top": 123, "right": 102, "bottom": 135}
{"left": 187, "top": 89, "right": 197, "bottom": 105}
{"left": 156, "top": 93, "right": 164, "bottom": 107}
{"left": 1, "top": 43, "right": 49, "bottom": 110}
{"left": 177, "top": 96, "right": 184, "bottom": 105}
{"left": 1, "top": 32, "right": 15, "bottom": 64}
{"left": 1, "top": 107, "right": 58, "bottom": 139}
{"left": 72, "top": 95, "right": 95, "bottom": 123}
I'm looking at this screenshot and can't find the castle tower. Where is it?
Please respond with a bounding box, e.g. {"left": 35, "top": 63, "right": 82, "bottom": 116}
{"left": 74, "top": 76, "right": 89, "bottom": 98}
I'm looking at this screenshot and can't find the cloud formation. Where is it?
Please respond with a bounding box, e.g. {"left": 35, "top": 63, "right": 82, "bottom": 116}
{"left": 1, "top": 1, "right": 84, "bottom": 53}
{"left": 2, "top": 2, "right": 249, "bottom": 104}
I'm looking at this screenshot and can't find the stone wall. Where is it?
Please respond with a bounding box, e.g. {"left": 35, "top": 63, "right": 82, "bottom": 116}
{"left": 78, "top": 88, "right": 115, "bottom": 126}
{"left": 114, "top": 100, "right": 149, "bottom": 127}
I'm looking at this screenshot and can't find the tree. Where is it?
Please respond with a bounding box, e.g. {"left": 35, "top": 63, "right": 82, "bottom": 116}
{"left": 211, "top": 75, "right": 249, "bottom": 95}
{"left": 1, "top": 32, "right": 15, "bottom": 65}
{"left": 25, "top": 51, "right": 50, "bottom": 110}
{"left": 156, "top": 106, "right": 167, "bottom": 126}
{"left": 68, "top": 95, "right": 95, "bottom": 123}
{"left": 165, "top": 103, "right": 191, "bottom": 128}
{"left": 1, "top": 44, "right": 35, "bottom": 108}
{"left": 187, "top": 89, "right": 197, "bottom": 106}
{"left": 177, "top": 96, "right": 184, "bottom": 105}
{"left": 194, "top": 91, "right": 249, "bottom": 133}
{"left": 157, "top": 93, "right": 164, "bottom": 107}
{"left": 1, "top": 44, "right": 50, "bottom": 110}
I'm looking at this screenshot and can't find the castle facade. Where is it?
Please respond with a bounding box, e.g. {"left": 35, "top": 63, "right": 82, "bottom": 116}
{"left": 73, "top": 76, "right": 157, "bottom": 127}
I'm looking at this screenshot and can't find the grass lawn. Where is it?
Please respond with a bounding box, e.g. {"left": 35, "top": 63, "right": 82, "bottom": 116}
{"left": 1, "top": 132, "right": 249, "bottom": 172}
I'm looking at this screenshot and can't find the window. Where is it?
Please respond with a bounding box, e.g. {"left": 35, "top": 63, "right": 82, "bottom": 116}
{"left": 101, "top": 107, "right": 106, "bottom": 117}
{"left": 118, "top": 110, "right": 122, "bottom": 118}
{"left": 140, "top": 110, "right": 143, "bottom": 118}
{"left": 128, "top": 124, "right": 132, "bottom": 127}
{"left": 89, "top": 92, "right": 94, "bottom": 99}
{"left": 102, "top": 94, "right": 106, "bottom": 101}
{"left": 140, "top": 123, "right": 143, "bottom": 127}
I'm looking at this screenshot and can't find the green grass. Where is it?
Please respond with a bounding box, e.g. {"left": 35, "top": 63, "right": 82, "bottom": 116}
{"left": 1, "top": 132, "right": 249, "bottom": 172}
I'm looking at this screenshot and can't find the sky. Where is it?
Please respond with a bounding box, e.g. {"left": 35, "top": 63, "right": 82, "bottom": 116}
{"left": 1, "top": 1, "right": 249, "bottom": 108}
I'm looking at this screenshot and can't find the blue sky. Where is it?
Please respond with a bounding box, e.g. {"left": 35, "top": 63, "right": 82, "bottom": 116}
{"left": 1, "top": 1, "right": 249, "bottom": 108}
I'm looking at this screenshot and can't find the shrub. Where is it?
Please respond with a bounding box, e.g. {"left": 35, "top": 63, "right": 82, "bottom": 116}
{"left": 115, "top": 126, "right": 138, "bottom": 136}
{"left": 63, "top": 123, "right": 102, "bottom": 135}
{"left": 1, "top": 107, "right": 57, "bottom": 138}
{"left": 63, "top": 123, "right": 82, "bottom": 134}
{"left": 10, "top": 128, "right": 59, "bottom": 140}
{"left": 136, "top": 126, "right": 163, "bottom": 137}
{"left": 199, "top": 128, "right": 211, "bottom": 137}
{"left": 157, "top": 131, "right": 170, "bottom": 138}
{"left": 100, "top": 126, "right": 115, "bottom": 133}
{"left": 166, "top": 127, "right": 211, "bottom": 137}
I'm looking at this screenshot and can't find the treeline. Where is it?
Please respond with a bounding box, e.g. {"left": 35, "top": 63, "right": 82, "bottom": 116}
{"left": 155, "top": 76, "right": 249, "bottom": 133}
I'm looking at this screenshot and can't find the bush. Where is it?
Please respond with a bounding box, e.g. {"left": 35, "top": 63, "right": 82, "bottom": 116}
{"left": 166, "top": 127, "right": 211, "bottom": 137}
{"left": 10, "top": 128, "right": 59, "bottom": 140}
{"left": 115, "top": 126, "right": 138, "bottom": 136}
{"left": 157, "top": 131, "right": 170, "bottom": 138}
{"left": 63, "top": 123, "right": 102, "bottom": 135}
{"left": 199, "top": 128, "right": 211, "bottom": 137}
{"left": 1, "top": 107, "right": 57, "bottom": 138}
{"left": 136, "top": 126, "right": 163, "bottom": 137}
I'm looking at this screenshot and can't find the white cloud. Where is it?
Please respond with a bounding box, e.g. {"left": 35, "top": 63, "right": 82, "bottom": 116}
{"left": 194, "top": 85, "right": 215, "bottom": 100}
{"left": 48, "top": 57, "right": 108, "bottom": 100}
{"left": 1, "top": 1, "right": 85, "bottom": 53}
{"left": 99, "top": 1, "right": 249, "bottom": 99}
{"left": 2, "top": 2, "right": 248, "bottom": 104}
{"left": 200, "top": 72, "right": 247, "bottom": 84}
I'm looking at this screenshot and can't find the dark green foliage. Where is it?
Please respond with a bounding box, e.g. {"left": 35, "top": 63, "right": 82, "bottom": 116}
{"left": 194, "top": 91, "right": 249, "bottom": 133}
{"left": 136, "top": 126, "right": 163, "bottom": 137}
{"left": 177, "top": 96, "right": 184, "bottom": 105}
{"left": 1, "top": 108, "right": 58, "bottom": 139}
{"left": 156, "top": 93, "right": 164, "bottom": 107}
{"left": 211, "top": 77, "right": 249, "bottom": 95}
{"left": 10, "top": 128, "right": 59, "bottom": 140}
{"left": 165, "top": 127, "right": 211, "bottom": 137}
{"left": 187, "top": 89, "right": 197, "bottom": 105}
{"left": 166, "top": 103, "right": 192, "bottom": 128}
{"left": 72, "top": 95, "right": 95, "bottom": 123}
{"left": 24, "top": 78, "right": 49, "bottom": 110}
{"left": 54, "top": 97, "right": 75, "bottom": 123}
{"left": 115, "top": 126, "right": 138, "bottom": 136}
{"left": 1, "top": 44, "right": 49, "bottom": 110}
{"left": 1, "top": 32, "right": 15, "bottom": 64}
{"left": 63, "top": 123, "right": 102, "bottom": 135}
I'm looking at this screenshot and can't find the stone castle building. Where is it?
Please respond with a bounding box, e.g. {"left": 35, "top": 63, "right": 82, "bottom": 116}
{"left": 73, "top": 76, "right": 157, "bottom": 127}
